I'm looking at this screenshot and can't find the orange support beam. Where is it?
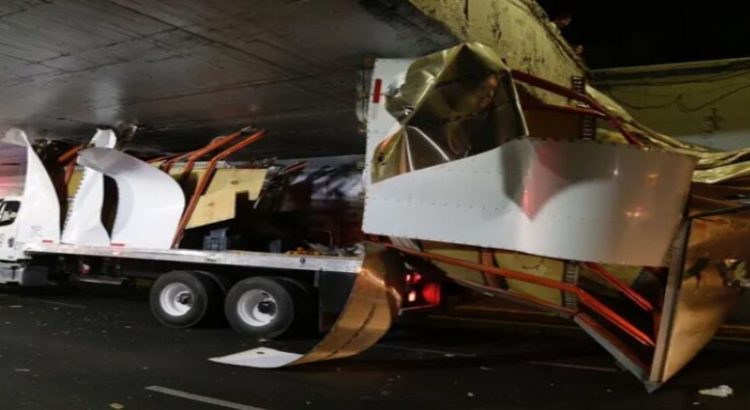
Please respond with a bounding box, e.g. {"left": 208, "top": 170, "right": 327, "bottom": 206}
{"left": 171, "top": 129, "right": 267, "bottom": 248}
{"left": 510, "top": 69, "right": 642, "bottom": 146}
{"left": 387, "top": 243, "right": 655, "bottom": 347}
{"left": 584, "top": 262, "right": 654, "bottom": 312}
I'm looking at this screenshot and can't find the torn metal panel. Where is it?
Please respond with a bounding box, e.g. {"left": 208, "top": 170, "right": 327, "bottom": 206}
{"left": 653, "top": 260, "right": 742, "bottom": 384}
{"left": 77, "top": 147, "right": 184, "bottom": 249}
{"left": 649, "top": 205, "right": 750, "bottom": 386}
{"left": 410, "top": 0, "right": 586, "bottom": 105}
{"left": 686, "top": 196, "right": 750, "bottom": 261}
{"left": 177, "top": 168, "right": 268, "bottom": 229}
{"left": 365, "top": 138, "right": 695, "bottom": 266}
{"left": 0, "top": 129, "right": 60, "bottom": 260}
{"left": 211, "top": 243, "right": 403, "bottom": 368}
{"left": 372, "top": 43, "right": 528, "bottom": 183}
{"left": 61, "top": 129, "right": 117, "bottom": 246}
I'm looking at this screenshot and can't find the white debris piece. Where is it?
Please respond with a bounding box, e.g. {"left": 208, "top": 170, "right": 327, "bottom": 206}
{"left": 699, "top": 385, "right": 733, "bottom": 398}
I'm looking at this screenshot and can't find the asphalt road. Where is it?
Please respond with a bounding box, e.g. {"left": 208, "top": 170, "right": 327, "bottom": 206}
{"left": 1, "top": 285, "right": 749, "bottom": 410}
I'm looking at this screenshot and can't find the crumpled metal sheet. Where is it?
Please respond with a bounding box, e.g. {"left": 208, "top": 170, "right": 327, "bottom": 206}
{"left": 650, "top": 258, "right": 743, "bottom": 385}
{"left": 373, "top": 42, "right": 750, "bottom": 186}
{"left": 77, "top": 147, "right": 185, "bottom": 249}
{"left": 588, "top": 86, "right": 750, "bottom": 185}
{"left": 210, "top": 243, "right": 403, "bottom": 368}
{"left": 0, "top": 129, "right": 60, "bottom": 249}
{"left": 686, "top": 196, "right": 750, "bottom": 261}
{"left": 362, "top": 43, "right": 750, "bottom": 390}
{"left": 646, "top": 196, "right": 750, "bottom": 386}
{"left": 371, "top": 43, "right": 528, "bottom": 183}
{"left": 61, "top": 129, "right": 117, "bottom": 247}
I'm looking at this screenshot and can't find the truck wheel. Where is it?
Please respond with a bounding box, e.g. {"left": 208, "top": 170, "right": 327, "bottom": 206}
{"left": 224, "top": 277, "right": 295, "bottom": 339}
{"left": 150, "top": 271, "right": 222, "bottom": 329}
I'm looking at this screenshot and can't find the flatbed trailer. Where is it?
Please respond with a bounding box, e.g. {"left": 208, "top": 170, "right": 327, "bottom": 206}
{"left": 0, "top": 127, "right": 438, "bottom": 344}
{"left": 14, "top": 242, "right": 365, "bottom": 338}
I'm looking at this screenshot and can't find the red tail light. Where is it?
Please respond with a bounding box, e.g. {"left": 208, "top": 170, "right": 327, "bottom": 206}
{"left": 405, "top": 272, "right": 423, "bottom": 285}
{"left": 421, "top": 283, "right": 441, "bottom": 306}
{"left": 401, "top": 271, "right": 441, "bottom": 310}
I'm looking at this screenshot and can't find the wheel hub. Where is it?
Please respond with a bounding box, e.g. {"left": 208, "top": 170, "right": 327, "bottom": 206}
{"left": 237, "top": 290, "right": 278, "bottom": 327}
{"left": 258, "top": 300, "right": 276, "bottom": 315}
{"left": 160, "top": 283, "right": 194, "bottom": 317}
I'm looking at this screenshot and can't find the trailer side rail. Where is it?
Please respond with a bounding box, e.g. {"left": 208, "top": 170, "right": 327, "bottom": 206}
{"left": 24, "top": 243, "right": 362, "bottom": 274}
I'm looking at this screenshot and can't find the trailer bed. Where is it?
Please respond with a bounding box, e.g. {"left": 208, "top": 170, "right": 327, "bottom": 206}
{"left": 24, "top": 243, "right": 363, "bottom": 274}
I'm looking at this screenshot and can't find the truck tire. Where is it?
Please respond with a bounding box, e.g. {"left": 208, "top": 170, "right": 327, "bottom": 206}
{"left": 150, "top": 271, "right": 222, "bottom": 329}
{"left": 224, "top": 277, "right": 295, "bottom": 339}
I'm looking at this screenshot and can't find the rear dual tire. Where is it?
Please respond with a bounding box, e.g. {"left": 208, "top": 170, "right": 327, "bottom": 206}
{"left": 224, "top": 277, "right": 297, "bottom": 339}
{"left": 150, "top": 271, "right": 223, "bottom": 329}
{"left": 150, "top": 272, "right": 310, "bottom": 339}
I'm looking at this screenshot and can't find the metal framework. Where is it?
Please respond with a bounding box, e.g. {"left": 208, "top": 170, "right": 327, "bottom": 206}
{"left": 387, "top": 243, "right": 655, "bottom": 347}
{"left": 171, "top": 128, "right": 267, "bottom": 247}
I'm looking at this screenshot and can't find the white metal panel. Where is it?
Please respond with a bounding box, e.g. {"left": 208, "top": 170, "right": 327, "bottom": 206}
{"left": 0, "top": 129, "right": 60, "bottom": 261}
{"left": 210, "top": 347, "right": 302, "bottom": 368}
{"left": 363, "top": 139, "right": 696, "bottom": 266}
{"left": 77, "top": 147, "right": 184, "bottom": 249}
{"left": 61, "top": 129, "right": 117, "bottom": 246}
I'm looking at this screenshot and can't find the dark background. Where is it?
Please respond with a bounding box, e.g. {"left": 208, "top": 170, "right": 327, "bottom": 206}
{"left": 537, "top": 1, "right": 750, "bottom": 68}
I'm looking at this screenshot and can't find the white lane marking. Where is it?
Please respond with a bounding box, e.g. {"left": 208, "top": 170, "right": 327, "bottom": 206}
{"left": 376, "top": 344, "right": 476, "bottom": 358}
{"left": 145, "top": 385, "right": 267, "bottom": 410}
{"left": 528, "top": 360, "right": 617, "bottom": 373}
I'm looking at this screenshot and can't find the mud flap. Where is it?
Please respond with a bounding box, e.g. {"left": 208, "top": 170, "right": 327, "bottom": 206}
{"left": 210, "top": 243, "right": 404, "bottom": 368}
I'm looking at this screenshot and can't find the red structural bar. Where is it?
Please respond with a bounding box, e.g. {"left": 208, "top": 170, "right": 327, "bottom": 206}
{"left": 58, "top": 144, "right": 85, "bottom": 164}
{"left": 160, "top": 133, "right": 240, "bottom": 174}
{"left": 278, "top": 161, "right": 307, "bottom": 176}
{"left": 584, "top": 262, "right": 654, "bottom": 312}
{"left": 147, "top": 154, "right": 174, "bottom": 164}
{"left": 387, "top": 244, "right": 655, "bottom": 347}
{"left": 176, "top": 131, "right": 248, "bottom": 181}
{"left": 58, "top": 144, "right": 85, "bottom": 185}
{"left": 171, "top": 129, "right": 267, "bottom": 248}
{"left": 451, "top": 275, "right": 577, "bottom": 316}
{"left": 510, "top": 70, "right": 642, "bottom": 146}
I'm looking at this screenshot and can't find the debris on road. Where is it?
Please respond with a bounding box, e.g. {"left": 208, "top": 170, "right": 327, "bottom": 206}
{"left": 698, "top": 385, "right": 733, "bottom": 398}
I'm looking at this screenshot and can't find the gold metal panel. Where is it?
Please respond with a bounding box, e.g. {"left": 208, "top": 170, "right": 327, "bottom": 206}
{"left": 495, "top": 252, "right": 565, "bottom": 306}
{"left": 185, "top": 190, "right": 236, "bottom": 229}
{"left": 204, "top": 169, "right": 267, "bottom": 200}
{"left": 588, "top": 85, "right": 750, "bottom": 185}
{"left": 658, "top": 261, "right": 741, "bottom": 382}
{"left": 293, "top": 243, "right": 403, "bottom": 364}
{"left": 687, "top": 195, "right": 750, "bottom": 261}
{"left": 179, "top": 168, "right": 267, "bottom": 229}
{"left": 372, "top": 43, "right": 527, "bottom": 183}
{"left": 421, "top": 242, "right": 484, "bottom": 284}
{"left": 211, "top": 243, "right": 403, "bottom": 368}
